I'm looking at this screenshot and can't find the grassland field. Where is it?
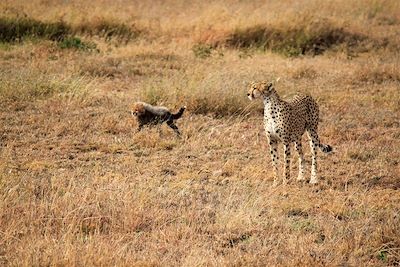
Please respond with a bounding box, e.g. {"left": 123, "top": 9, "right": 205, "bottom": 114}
{"left": 0, "top": 0, "right": 400, "bottom": 266}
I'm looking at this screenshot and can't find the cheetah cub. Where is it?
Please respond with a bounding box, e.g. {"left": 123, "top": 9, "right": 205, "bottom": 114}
{"left": 131, "top": 102, "right": 186, "bottom": 136}
{"left": 247, "top": 81, "right": 332, "bottom": 185}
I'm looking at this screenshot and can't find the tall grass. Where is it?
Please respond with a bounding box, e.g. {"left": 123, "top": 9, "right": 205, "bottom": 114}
{"left": 0, "top": 69, "right": 93, "bottom": 102}
{"left": 0, "top": 17, "right": 69, "bottom": 42}
{"left": 225, "top": 24, "right": 366, "bottom": 56}
{"left": 72, "top": 18, "right": 142, "bottom": 42}
{"left": 196, "top": 17, "right": 374, "bottom": 56}
{"left": 0, "top": 16, "right": 142, "bottom": 45}
{"left": 140, "top": 69, "right": 265, "bottom": 117}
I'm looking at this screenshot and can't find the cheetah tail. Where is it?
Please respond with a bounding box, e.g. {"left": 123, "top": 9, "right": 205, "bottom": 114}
{"left": 319, "top": 144, "right": 333, "bottom": 153}
{"left": 171, "top": 106, "right": 186, "bottom": 120}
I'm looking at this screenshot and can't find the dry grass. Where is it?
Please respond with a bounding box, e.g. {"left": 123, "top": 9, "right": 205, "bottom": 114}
{"left": 1, "top": 0, "right": 400, "bottom": 266}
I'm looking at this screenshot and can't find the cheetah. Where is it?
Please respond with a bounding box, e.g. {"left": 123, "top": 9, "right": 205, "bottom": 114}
{"left": 247, "top": 80, "right": 332, "bottom": 185}
{"left": 131, "top": 102, "right": 186, "bottom": 136}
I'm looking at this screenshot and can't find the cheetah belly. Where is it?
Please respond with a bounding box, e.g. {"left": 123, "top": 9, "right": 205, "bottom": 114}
{"left": 264, "top": 118, "right": 282, "bottom": 141}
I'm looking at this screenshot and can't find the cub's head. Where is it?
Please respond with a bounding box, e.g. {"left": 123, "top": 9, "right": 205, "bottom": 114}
{"left": 131, "top": 102, "right": 146, "bottom": 116}
{"left": 247, "top": 80, "right": 275, "bottom": 100}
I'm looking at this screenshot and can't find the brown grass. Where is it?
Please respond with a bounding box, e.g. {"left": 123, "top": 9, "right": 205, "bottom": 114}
{"left": 1, "top": 0, "right": 400, "bottom": 266}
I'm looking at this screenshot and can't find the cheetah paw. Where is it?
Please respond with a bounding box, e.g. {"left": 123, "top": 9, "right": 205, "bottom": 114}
{"left": 297, "top": 175, "right": 305, "bottom": 181}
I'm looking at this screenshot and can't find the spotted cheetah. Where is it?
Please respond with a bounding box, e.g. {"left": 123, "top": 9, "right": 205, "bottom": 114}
{"left": 247, "top": 80, "right": 332, "bottom": 185}
{"left": 131, "top": 102, "right": 186, "bottom": 136}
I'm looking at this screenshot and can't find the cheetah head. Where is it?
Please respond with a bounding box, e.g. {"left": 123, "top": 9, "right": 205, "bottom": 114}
{"left": 247, "top": 81, "right": 274, "bottom": 100}
{"left": 131, "top": 102, "right": 145, "bottom": 116}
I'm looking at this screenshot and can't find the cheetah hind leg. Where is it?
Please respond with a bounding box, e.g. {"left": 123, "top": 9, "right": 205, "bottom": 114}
{"left": 283, "top": 143, "right": 291, "bottom": 185}
{"left": 167, "top": 120, "right": 181, "bottom": 136}
{"left": 307, "top": 130, "right": 319, "bottom": 184}
{"left": 294, "top": 140, "right": 306, "bottom": 181}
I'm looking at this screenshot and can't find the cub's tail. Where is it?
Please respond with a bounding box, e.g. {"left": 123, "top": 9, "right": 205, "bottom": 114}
{"left": 171, "top": 106, "right": 186, "bottom": 120}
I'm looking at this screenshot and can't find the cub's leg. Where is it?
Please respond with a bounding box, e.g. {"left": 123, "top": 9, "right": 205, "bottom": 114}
{"left": 167, "top": 120, "right": 181, "bottom": 136}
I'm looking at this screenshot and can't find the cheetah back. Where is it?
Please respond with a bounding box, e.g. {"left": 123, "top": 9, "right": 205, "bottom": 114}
{"left": 287, "top": 94, "right": 319, "bottom": 141}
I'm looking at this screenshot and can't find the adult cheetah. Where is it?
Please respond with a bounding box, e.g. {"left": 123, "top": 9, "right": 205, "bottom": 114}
{"left": 247, "top": 80, "right": 332, "bottom": 185}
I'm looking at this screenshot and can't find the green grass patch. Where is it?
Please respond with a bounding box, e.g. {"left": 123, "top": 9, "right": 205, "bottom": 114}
{"left": 0, "top": 42, "right": 12, "bottom": 50}
{"left": 58, "top": 36, "right": 97, "bottom": 51}
{"left": 192, "top": 44, "right": 213, "bottom": 58}
{"left": 290, "top": 218, "right": 316, "bottom": 232}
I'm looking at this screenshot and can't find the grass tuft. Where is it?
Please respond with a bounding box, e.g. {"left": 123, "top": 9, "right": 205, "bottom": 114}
{"left": 140, "top": 72, "right": 262, "bottom": 117}
{"left": 0, "top": 69, "right": 92, "bottom": 102}
{"left": 0, "top": 16, "right": 141, "bottom": 47}
{"left": 192, "top": 44, "right": 213, "bottom": 58}
{"left": 73, "top": 18, "right": 142, "bottom": 42}
{"left": 58, "top": 36, "right": 97, "bottom": 51}
{"left": 0, "top": 16, "right": 70, "bottom": 42}
{"left": 354, "top": 64, "right": 400, "bottom": 84}
{"left": 223, "top": 22, "right": 366, "bottom": 56}
{"left": 196, "top": 17, "right": 374, "bottom": 56}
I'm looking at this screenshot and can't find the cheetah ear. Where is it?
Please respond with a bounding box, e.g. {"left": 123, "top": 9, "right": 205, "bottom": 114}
{"left": 259, "top": 81, "right": 269, "bottom": 92}
{"left": 270, "top": 77, "right": 280, "bottom": 88}
{"left": 263, "top": 82, "right": 273, "bottom": 91}
{"left": 251, "top": 81, "right": 259, "bottom": 87}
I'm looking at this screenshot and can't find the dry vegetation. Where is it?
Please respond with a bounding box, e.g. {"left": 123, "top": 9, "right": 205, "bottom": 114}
{"left": 1, "top": 0, "right": 400, "bottom": 266}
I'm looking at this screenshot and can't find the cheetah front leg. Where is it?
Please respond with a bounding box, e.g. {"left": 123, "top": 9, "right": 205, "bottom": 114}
{"left": 268, "top": 138, "right": 280, "bottom": 186}
{"left": 294, "top": 140, "right": 306, "bottom": 181}
{"left": 137, "top": 123, "right": 144, "bottom": 132}
{"left": 283, "top": 143, "right": 291, "bottom": 184}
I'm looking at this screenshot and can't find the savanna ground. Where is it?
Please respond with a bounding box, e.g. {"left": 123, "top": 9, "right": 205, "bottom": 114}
{"left": 0, "top": 0, "right": 400, "bottom": 266}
